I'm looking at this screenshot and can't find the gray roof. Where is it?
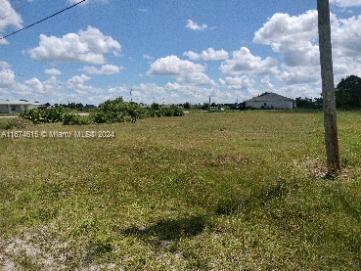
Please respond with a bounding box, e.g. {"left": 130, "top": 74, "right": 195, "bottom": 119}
{"left": 244, "top": 92, "right": 295, "bottom": 103}
{"left": 0, "top": 100, "right": 40, "bottom": 105}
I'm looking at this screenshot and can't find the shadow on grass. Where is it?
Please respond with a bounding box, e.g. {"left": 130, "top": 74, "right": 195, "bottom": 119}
{"left": 122, "top": 216, "right": 208, "bottom": 242}
{"left": 216, "top": 183, "right": 289, "bottom": 216}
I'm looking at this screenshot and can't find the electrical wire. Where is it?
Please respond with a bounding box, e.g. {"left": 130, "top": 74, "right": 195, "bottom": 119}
{"left": 0, "top": 0, "right": 87, "bottom": 41}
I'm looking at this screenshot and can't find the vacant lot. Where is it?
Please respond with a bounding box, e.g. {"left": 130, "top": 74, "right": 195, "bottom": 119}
{"left": 0, "top": 111, "right": 360, "bottom": 270}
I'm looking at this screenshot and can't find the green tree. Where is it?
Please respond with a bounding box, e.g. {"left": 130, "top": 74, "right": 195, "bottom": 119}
{"left": 336, "top": 75, "right": 361, "bottom": 109}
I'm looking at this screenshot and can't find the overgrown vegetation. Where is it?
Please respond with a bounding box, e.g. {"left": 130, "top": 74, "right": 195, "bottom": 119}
{"left": 1, "top": 111, "right": 360, "bottom": 270}
{"left": 0, "top": 118, "right": 30, "bottom": 130}
{"left": 20, "top": 106, "right": 65, "bottom": 124}
{"left": 62, "top": 113, "right": 93, "bottom": 125}
{"left": 20, "top": 98, "right": 184, "bottom": 125}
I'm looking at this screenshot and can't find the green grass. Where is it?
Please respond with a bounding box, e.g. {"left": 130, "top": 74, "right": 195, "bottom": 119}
{"left": 0, "top": 111, "right": 360, "bottom": 270}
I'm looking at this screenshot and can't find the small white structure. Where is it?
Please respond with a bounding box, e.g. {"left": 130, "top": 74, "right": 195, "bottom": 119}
{"left": 244, "top": 92, "right": 296, "bottom": 109}
{"left": 0, "top": 100, "right": 40, "bottom": 114}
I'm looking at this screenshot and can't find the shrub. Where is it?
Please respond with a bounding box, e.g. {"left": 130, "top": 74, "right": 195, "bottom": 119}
{"left": 159, "top": 106, "right": 185, "bottom": 117}
{"left": 20, "top": 98, "right": 184, "bottom": 125}
{"left": 92, "top": 98, "right": 145, "bottom": 124}
{"left": 63, "top": 113, "right": 92, "bottom": 125}
{"left": 21, "top": 107, "right": 65, "bottom": 124}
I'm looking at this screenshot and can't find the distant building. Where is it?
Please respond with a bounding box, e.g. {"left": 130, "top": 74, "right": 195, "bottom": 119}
{"left": 0, "top": 100, "right": 40, "bottom": 114}
{"left": 244, "top": 92, "right": 296, "bottom": 109}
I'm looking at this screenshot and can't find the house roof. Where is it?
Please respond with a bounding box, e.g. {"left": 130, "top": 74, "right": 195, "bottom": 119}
{"left": 244, "top": 92, "right": 295, "bottom": 103}
{"left": 0, "top": 100, "right": 40, "bottom": 105}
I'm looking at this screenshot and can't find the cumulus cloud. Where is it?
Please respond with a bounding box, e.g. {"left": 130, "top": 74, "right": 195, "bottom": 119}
{"left": 82, "top": 64, "right": 122, "bottom": 75}
{"left": 44, "top": 68, "right": 62, "bottom": 76}
{"left": 254, "top": 9, "right": 361, "bottom": 91}
{"left": 220, "top": 47, "right": 278, "bottom": 77}
{"left": 0, "top": 61, "right": 16, "bottom": 87}
{"left": 29, "top": 26, "right": 121, "bottom": 64}
{"left": 148, "top": 55, "right": 214, "bottom": 86}
{"left": 330, "top": 0, "right": 361, "bottom": 7}
{"left": 184, "top": 48, "right": 229, "bottom": 61}
{"left": 0, "top": 61, "right": 54, "bottom": 99}
{"left": 149, "top": 55, "right": 204, "bottom": 75}
{"left": 219, "top": 76, "right": 255, "bottom": 90}
{"left": 0, "top": 0, "right": 23, "bottom": 44}
{"left": 67, "top": 74, "right": 92, "bottom": 94}
{"left": 0, "top": 60, "right": 98, "bottom": 102}
{"left": 186, "top": 19, "right": 208, "bottom": 31}
{"left": 25, "top": 78, "right": 45, "bottom": 93}
{"left": 254, "top": 10, "right": 319, "bottom": 66}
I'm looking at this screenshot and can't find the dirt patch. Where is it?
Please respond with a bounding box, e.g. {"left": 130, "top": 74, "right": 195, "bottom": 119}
{"left": 0, "top": 228, "right": 70, "bottom": 270}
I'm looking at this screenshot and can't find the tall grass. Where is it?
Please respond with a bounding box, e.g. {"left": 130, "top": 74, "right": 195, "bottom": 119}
{"left": 0, "top": 111, "right": 360, "bottom": 270}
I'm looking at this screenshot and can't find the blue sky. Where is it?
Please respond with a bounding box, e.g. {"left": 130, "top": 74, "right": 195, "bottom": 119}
{"left": 0, "top": 0, "right": 360, "bottom": 104}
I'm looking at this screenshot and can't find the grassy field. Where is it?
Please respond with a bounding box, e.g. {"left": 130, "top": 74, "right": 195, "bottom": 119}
{"left": 0, "top": 111, "right": 360, "bottom": 270}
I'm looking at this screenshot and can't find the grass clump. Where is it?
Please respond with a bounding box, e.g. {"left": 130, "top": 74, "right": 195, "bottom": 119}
{"left": 0, "top": 118, "right": 31, "bottom": 130}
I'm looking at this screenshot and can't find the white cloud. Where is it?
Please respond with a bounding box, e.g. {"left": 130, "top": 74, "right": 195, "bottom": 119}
{"left": 186, "top": 19, "right": 208, "bottom": 31}
{"left": 0, "top": 61, "right": 99, "bottom": 102}
{"left": 29, "top": 26, "right": 121, "bottom": 64}
{"left": 0, "top": 61, "right": 15, "bottom": 87}
{"left": 68, "top": 0, "right": 110, "bottom": 5}
{"left": 0, "top": 61, "right": 10, "bottom": 69}
{"left": 219, "top": 75, "right": 255, "bottom": 90}
{"left": 148, "top": 55, "right": 214, "bottom": 86}
{"left": 332, "top": 16, "right": 361, "bottom": 59}
{"left": 330, "top": 0, "right": 361, "bottom": 7}
{"left": 67, "top": 74, "right": 92, "bottom": 94}
{"left": 149, "top": 55, "right": 204, "bottom": 75}
{"left": 254, "top": 10, "right": 319, "bottom": 67}
{"left": 253, "top": 9, "right": 361, "bottom": 94}
{"left": 44, "top": 68, "right": 61, "bottom": 76}
{"left": 82, "top": 64, "right": 122, "bottom": 75}
{"left": 184, "top": 48, "right": 229, "bottom": 61}
{"left": 25, "top": 78, "right": 45, "bottom": 93}
{"left": 0, "top": 0, "right": 23, "bottom": 44}
{"left": 220, "top": 47, "right": 278, "bottom": 77}
{"left": 143, "top": 54, "right": 155, "bottom": 60}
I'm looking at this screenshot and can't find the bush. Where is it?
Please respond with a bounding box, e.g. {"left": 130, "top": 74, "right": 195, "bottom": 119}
{"left": 20, "top": 98, "right": 184, "bottom": 125}
{"left": 160, "top": 106, "right": 185, "bottom": 117}
{"left": 21, "top": 107, "right": 65, "bottom": 124}
{"left": 144, "top": 105, "right": 184, "bottom": 118}
{"left": 92, "top": 98, "right": 145, "bottom": 124}
{"left": 63, "top": 113, "right": 92, "bottom": 125}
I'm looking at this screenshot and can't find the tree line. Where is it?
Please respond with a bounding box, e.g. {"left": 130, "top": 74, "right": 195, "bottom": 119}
{"left": 38, "top": 75, "right": 360, "bottom": 111}
{"left": 296, "top": 75, "right": 361, "bottom": 110}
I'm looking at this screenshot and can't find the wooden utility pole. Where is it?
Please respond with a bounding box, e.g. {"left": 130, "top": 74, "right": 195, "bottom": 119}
{"left": 317, "top": 0, "right": 340, "bottom": 174}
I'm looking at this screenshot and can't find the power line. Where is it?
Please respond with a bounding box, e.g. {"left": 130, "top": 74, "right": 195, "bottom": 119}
{"left": 0, "top": 0, "right": 87, "bottom": 41}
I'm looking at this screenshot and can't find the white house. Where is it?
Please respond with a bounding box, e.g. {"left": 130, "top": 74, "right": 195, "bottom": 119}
{"left": 0, "top": 100, "right": 40, "bottom": 114}
{"left": 244, "top": 92, "right": 296, "bottom": 109}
